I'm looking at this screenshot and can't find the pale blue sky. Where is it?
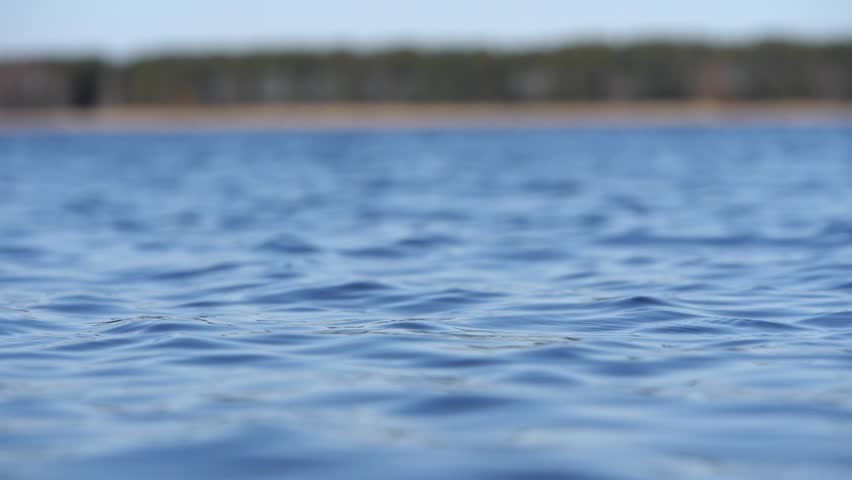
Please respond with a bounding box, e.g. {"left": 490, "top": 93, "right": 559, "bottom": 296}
{"left": 2, "top": 0, "right": 850, "bottom": 58}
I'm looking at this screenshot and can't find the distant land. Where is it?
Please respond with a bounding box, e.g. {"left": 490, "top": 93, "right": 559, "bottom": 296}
{"left": 2, "top": 101, "right": 850, "bottom": 131}
{"left": 1, "top": 39, "right": 850, "bottom": 116}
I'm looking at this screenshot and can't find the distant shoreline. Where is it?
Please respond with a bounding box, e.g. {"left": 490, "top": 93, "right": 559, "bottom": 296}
{"left": 2, "top": 101, "right": 851, "bottom": 131}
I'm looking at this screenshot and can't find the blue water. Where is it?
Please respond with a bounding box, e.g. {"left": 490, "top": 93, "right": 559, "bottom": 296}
{"left": 1, "top": 125, "right": 851, "bottom": 479}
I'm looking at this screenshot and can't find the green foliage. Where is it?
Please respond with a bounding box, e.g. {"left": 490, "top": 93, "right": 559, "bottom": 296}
{"left": 2, "top": 40, "right": 850, "bottom": 107}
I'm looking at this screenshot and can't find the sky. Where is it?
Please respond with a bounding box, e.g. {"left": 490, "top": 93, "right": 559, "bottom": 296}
{"left": 2, "top": 0, "right": 851, "bottom": 58}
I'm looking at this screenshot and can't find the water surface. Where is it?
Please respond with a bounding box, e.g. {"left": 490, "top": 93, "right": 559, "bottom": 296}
{"left": 1, "top": 125, "right": 851, "bottom": 479}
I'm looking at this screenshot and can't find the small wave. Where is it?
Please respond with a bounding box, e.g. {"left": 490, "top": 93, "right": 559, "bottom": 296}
{"left": 797, "top": 311, "right": 852, "bottom": 329}
{"left": 256, "top": 234, "right": 321, "bottom": 254}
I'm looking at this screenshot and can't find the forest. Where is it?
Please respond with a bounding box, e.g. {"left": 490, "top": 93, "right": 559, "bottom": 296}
{"left": 1, "top": 40, "right": 850, "bottom": 108}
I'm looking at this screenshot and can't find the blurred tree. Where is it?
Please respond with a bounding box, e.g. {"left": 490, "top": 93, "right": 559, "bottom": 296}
{"left": 1, "top": 40, "right": 849, "bottom": 108}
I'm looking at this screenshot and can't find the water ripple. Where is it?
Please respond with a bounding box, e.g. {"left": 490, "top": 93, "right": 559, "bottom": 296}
{"left": 1, "top": 126, "right": 851, "bottom": 479}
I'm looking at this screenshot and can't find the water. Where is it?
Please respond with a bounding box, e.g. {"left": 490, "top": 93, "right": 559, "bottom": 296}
{"left": 1, "top": 124, "right": 851, "bottom": 479}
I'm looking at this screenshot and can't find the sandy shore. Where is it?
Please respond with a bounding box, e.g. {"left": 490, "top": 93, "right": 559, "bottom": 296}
{"left": 1, "top": 101, "right": 851, "bottom": 131}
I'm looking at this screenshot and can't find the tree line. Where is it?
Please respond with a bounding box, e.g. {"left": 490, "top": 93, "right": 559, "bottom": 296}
{"left": 1, "top": 40, "right": 850, "bottom": 108}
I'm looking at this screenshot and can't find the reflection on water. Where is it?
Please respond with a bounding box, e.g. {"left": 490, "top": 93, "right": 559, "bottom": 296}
{"left": 1, "top": 125, "right": 851, "bottom": 479}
